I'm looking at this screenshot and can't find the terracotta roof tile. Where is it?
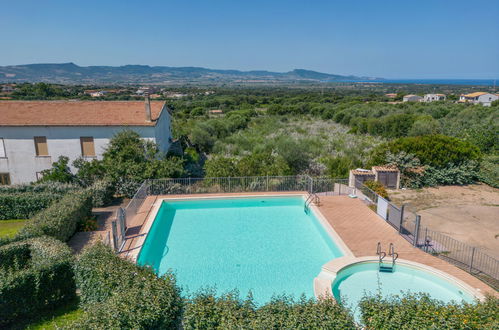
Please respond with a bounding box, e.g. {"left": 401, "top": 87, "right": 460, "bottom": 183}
{"left": 351, "top": 169, "right": 375, "bottom": 175}
{"left": 372, "top": 166, "right": 399, "bottom": 172}
{"left": 0, "top": 101, "right": 165, "bottom": 126}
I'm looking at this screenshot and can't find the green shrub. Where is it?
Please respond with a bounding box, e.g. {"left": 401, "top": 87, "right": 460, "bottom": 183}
{"left": 17, "top": 189, "right": 93, "bottom": 242}
{"left": 363, "top": 180, "right": 389, "bottom": 199}
{"left": 89, "top": 180, "right": 115, "bottom": 207}
{"left": 479, "top": 154, "right": 499, "bottom": 188}
{"left": 0, "top": 236, "right": 75, "bottom": 327}
{"left": 182, "top": 290, "right": 356, "bottom": 329}
{"left": 0, "top": 182, "right": 77, "bottom": 194}
{"left": 421, "top": 161, "right": 481, "bottom": 187}
{"left": 70, "top": 243, "right": 182, "bottom": 329}
{"left": 359, "top": 293, "right": 499, "bottom": 329}
{"left": 372, "top": 135, "right": 481, "bottom": 168}
{"left": 0, "top": 192, "right": 62, "bottom": 220}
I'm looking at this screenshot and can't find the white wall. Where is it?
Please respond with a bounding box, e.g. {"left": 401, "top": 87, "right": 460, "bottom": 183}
{"left": 477, "top": 94, "right": 498, "bottom": 106}
{"left": 0, "top": 125, "right": 161, "bottom": 184}
{"left": 154, "top": 105, "right": 173, "bottom": 154}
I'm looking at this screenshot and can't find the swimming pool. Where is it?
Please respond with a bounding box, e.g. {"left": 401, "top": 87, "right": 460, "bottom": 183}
{"left": 331, "top": 261, "right": 476, "bottom": 315}
{"left": 137, "top": 196, "right": 345, "bottom": 303}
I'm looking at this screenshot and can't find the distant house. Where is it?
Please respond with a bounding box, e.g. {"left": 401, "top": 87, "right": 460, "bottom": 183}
{"left": 459, "top": 92, "right": 498, "bottom": 106}
{"left": 1, "top": 85, "right": 16, "bottom": 93}
{"left": 208, "top": 109, "right": 224, "bottom": 116}
{"left": 385, "top": 93, "right": 397, "bottom": 98}
{"left": 403, "top": 95, "right": 423, "bottom": 102}
{"left": 424, "top": 94, "right": 446, "bottom": 102}
{"left": 0, "top": 98, "right": 172, "bottom": 184}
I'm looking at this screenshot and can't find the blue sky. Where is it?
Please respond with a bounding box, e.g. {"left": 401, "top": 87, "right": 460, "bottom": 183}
{"left": 1, "top": 0, "right": 498, "bottom": 78}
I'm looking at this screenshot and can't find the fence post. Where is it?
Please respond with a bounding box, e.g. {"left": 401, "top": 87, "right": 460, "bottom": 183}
{"left": 398, "top": 204, "right": 405, "bottom": 233}
{"left": 469, "top": 247, "right": 476, "bottom": 273}
{"left": 111, "top": 220, "right": 118, "bottom": 252}
{"left": 413, "top": 215, "right": 421, "bottom": 247}
{"left": 424, "top": 227, "right": 428, "bottom": 252}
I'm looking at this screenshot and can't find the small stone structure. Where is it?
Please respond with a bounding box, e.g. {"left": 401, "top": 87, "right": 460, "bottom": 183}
{"left": 349, "top": 166, "right": 400, "bottom": 189}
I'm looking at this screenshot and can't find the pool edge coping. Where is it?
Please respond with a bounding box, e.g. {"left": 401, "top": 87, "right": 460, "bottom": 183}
{"left": 313, "top": 256, "right": 487, "bottom": 302}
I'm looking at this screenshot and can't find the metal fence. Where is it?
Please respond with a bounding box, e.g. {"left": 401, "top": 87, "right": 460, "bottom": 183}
{"left": 353, "top": 178, "right": 499, "bottom": 288}
{"left": 109, "top": 175, "right": 499, "bottom": 287}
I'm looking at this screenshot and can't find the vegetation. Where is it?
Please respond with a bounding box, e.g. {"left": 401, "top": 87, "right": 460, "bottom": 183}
{"left": 359, "top": 293, "right": 499, "bottom": 329}
{"left": 69, "top": 243, "right": 183, "bottom": 329}
{"left": 0, "top": 219, "right": 28, "bottom": 238}
{"left": 0, "top": 237, "right": 75, "bottom": 327}
{"left": 17, "top": 189, "right": 93, "bottom": 242}
{"left": 363, "top": 180, "right": 389, "bottom": 199}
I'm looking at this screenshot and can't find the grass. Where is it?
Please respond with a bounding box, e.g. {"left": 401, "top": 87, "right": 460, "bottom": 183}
{"left": 11, "top": 298, "right": 82, "bottom": 330}
{"left": 0, "top": 219, "right": 29, "bottom": 238}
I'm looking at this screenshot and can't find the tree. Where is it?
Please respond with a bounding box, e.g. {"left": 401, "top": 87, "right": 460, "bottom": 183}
{"left": 204, "top": 156, "right": 238, "bottom": 177}
{"left": 38, "top": 156, "right": 75, "bottom": 183}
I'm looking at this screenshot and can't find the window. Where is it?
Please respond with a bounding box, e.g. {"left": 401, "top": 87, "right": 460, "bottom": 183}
{"left": 34, "top": 136, "right": 48, "bottom": 156}
{"left": 0, "top": 138, "right": 5, "bottom": 158}
{"left": 80, "top": 137, "right": 96, "bottom": 157}
{"left": 0, "top": 173, "right": 10, "bottom": 185}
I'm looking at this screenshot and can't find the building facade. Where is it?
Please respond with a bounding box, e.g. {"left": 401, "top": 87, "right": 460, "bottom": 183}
{"left": 403, "top": 95, "right": 423, "bottom": 102}
{"left": 423, "top": 93, "right": 446, "bottom": 102}
{"left": 459, "top": 92, "right": 498, "bottom": 106}
{"left": 0, "top": 99, "right": 172, "bottom": 185}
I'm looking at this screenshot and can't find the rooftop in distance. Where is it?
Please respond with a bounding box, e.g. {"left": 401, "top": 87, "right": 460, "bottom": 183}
{"left": 0, "top": 100, "right": 166, "bottom": 126}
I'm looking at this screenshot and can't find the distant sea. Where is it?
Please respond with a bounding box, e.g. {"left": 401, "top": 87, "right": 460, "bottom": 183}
{"left": 341, "top": 79, "right": 497, "bottom": 86}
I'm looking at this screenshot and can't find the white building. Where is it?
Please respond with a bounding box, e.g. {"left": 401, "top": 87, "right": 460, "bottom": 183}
{"left": 0, "top": 99, "right": 172, "bottom": 185}
{"left": 459, "top": 92, "right": 499, "bottom": 106}
{"left": 403, "top": 94, "right": 423, "bottom": 102}
{"left": 423, "top": 93, "right": 446, "bottom": 102}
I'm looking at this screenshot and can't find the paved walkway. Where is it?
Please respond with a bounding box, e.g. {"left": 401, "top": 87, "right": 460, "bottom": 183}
{"left": 120, "top": 192, "right": 497, "bottom": 296}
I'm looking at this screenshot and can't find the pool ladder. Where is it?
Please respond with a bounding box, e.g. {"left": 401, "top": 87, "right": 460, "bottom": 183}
{"left": 304, "top": 193, "right": 320, "bottom": 213}
{"left": 377, "top": 242, "right": 398, "bottom": 273}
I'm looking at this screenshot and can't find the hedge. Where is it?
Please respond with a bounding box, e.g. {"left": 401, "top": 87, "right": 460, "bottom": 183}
{"left": 182, "top": 290, "right": 356, "bottom": 329}
{"left": 359, "top": 293, "right": 499, "bottom": 329}
{"left": 89, "top": 180, "right": 115, "bottom": 207}
{"left": 68, "top": 243, "right": 182, "bottom": 329}
{"left": 0, "top": 236, "right": 76, "bottom": 326}
{"left": 0, "top": 182, "right": 77, "bottom": 194}
{"left": 17, "top": 189, "right": 93, "bottom": 242}
{"left": 0, "top": 192, "right": 62, "bottom": 220}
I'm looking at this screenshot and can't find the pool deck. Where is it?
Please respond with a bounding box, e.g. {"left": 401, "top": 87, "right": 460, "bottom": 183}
{"left": 120, "top": 192, "right": 497, "bottom": 297}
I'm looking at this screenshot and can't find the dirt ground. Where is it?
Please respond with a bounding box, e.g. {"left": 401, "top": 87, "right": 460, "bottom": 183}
{"left": 389, "top": 184, "right": 499, "bottom": 259}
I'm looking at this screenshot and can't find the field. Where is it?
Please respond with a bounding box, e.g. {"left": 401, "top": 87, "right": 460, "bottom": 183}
{"left": 390, "top": 184, "right": 499, "bottom": 258}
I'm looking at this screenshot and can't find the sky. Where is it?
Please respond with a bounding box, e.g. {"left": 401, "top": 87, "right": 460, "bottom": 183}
{"left": 1, "top": 0, "right": 498, "bottom": 79}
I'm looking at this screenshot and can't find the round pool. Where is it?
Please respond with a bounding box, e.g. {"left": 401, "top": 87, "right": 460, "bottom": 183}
{"left": 331, "top": 261, "right": 476, "bottom": 311}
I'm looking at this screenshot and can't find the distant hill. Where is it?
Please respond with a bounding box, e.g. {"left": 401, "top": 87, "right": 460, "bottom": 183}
{"left": 0, "top": 63, "right": 381, "bottom": 84}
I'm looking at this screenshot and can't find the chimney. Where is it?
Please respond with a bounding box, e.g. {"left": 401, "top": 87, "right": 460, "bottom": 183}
{"left": 144, "top": 92, "right": 151, "bottom": 122}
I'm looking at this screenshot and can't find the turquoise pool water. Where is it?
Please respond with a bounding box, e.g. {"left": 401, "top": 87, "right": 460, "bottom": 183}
{"left": 332, "top": 262, "right": 475, "bottom": 316}
{"left": 138, "top": 196, "right": 343, "bottom": 303}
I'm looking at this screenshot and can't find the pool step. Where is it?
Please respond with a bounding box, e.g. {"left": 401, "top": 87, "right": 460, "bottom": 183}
{"left": 379, "top": 265, "right": 394, "bottom": 273}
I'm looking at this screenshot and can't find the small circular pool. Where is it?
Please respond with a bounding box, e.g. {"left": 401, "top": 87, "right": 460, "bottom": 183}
{"left": 331, "top": 261, "right": 476, "bottom": 311}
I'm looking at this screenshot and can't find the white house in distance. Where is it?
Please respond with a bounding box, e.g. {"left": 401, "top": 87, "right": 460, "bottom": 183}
{"left": 403, "top": 94, "right": 423, "bottom": 102}
{"left": 423, "top": 93, "right": 446, "bottom": 102}
{"left": 459, "top": 92, "right": 498, "bottom": 106}
{"left": 0, "top": 98, "right": 172, "bottom": 185}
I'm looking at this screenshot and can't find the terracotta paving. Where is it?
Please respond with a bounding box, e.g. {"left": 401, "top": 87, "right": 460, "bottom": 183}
{"left": 120, "top": 192, "right": 497, "bottom": 296}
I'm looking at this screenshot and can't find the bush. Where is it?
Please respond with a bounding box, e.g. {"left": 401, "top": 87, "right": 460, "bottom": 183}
{"left": 17, "top": 189, "right": 93, "bottom": 242}
{"left": 0, "top": 236, "right": 75, "bottom": 327}
{"left": 0, "top": 192, "right": 62, "bottom": 220}
{"left": 182, "top": 290, "right": 356, "bottom": 329}
{"left": 363, "top": 180, "right": 389, "bottom": 199}
{"left": 89, "top": 180, "right": 115, "bottom": 207}
{"left": 421, "top": 161, "right": 481, "bottom": 187}
{"left": 70, "top": 243, "right": 182, "bottom": 329}
{"left": 479, "top": 154, "right": 499, "bottom": 188}
{"left": 372, "top": 135, "right": 481, "bottom": 168}
{"left": 359, "top": 293, "right": 499, "bottom": 329}
{"left": 0, "top": 182, "right": 77, "bottom": 194}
